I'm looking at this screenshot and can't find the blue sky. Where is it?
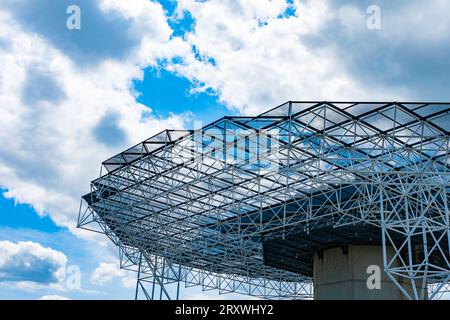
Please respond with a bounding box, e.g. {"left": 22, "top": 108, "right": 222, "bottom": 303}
{"left": 133, "top": 67, "right": 229, "bottom": 123}
{"left": 0, "top": 0, "right": 449, "bottom": 300}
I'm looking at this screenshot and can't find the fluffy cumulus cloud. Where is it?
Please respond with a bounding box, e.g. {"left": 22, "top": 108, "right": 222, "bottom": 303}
{"left": 310, "top": 0, "right": 450, "bottom": 100}
{"left": 161, "top": 0, "right": 450, "bottom": 114}
{"left": 159, "top": 0, "right": 384, "bottom": 115}
{"left": 0, "top": 0, "right": 188, "bottom": 235}
{"left": 90, "top": 262, "right": 132, "bottom": 287}
{"left": 1, "top": 0, "right": 173, "bottom": 66}
{"left": 0, "top": 241, "right": 67, "bottom": 287}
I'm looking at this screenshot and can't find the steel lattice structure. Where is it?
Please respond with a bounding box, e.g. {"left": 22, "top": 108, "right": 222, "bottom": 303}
{"left": 78, "top": 102, "right": 450, "bottom": 300}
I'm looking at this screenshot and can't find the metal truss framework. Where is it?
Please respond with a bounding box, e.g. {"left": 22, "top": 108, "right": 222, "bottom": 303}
{"left": 78, "top": 102, "right": 450, "bottom": 300}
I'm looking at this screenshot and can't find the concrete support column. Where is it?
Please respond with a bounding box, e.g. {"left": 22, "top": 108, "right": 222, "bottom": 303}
{"left": 313, "top": 245, "right": 421, "bottom": 300}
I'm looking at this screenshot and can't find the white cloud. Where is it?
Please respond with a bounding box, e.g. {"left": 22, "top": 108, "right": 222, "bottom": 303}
{"left": 164, "top": 0, "right": 399, "bottom": 115}
{"left": 0, "top": 1, "right": 189, "bottom": 238}
{"left": 338, "top": 5, "right": 366, "bottom": 36}
{"left": 38, "top": 294, "right": 70, "bottom": 300}
{"left": 165, "top": 0, "right": 450, "bottom": 114}
{"left": 120, "top": 275, "right": 137, "bottom": 289}
{"left": 0, "top": 240, "right": 67, "bottom": 286}
{"left": 91, "top": 262, "right": 129, "bottom": 286}
{"left": 381, "top": 0, "right": 450, "bottom": 44}
{"left": 91, "top": 262, "right": 137, "bottom": 289}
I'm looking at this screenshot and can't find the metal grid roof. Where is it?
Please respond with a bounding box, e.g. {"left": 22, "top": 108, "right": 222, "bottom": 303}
{"left": 79, "top": 101, "right": 450, "bottom": 299}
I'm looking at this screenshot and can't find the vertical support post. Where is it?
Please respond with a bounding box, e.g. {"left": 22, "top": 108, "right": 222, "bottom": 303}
{"left": 134, "top": 252, "right": 142, "bottom": 300}
{"left": 159, "top": 258, "right": 166, "bottom": 300}
{"left": 176, "top": 265, "right": 182, "bottom": 300}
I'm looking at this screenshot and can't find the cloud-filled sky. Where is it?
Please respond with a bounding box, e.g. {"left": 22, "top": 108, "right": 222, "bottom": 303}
{"left": 0, "top": 0, "right": 449, "bottom": 299}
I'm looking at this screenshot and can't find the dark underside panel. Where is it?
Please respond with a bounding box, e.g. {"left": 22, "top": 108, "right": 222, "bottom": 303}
{"left": 262, "top": 224, "right": 448, "bottom": 277}
{"left": 262, "top": 224, "right": 384, "bottom": 277}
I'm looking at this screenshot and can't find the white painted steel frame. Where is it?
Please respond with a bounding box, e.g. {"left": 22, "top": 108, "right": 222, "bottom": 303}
{"left": 78, "top": 102, "right": 450, "bottom": 300}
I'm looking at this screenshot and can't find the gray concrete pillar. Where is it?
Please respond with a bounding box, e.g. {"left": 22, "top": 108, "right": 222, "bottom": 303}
{"left": 313, "top": 245, "right": 422, "bottom": 300}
